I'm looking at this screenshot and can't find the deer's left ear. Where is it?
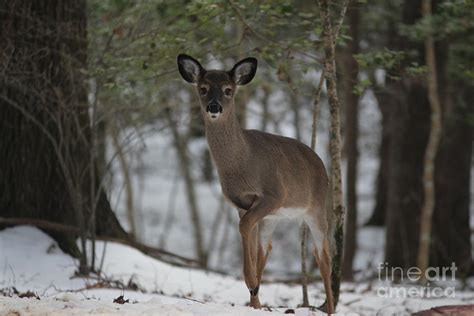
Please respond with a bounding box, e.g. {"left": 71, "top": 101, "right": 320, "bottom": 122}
{"left": 177, "top": 54, "right": 204, "bottom": 84}
{"left": 229, "top": 57, "right": 257, "bottom": 85}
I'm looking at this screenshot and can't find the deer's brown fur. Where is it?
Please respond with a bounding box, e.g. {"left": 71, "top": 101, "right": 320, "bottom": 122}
{"left": 177, "top": 54, "right": 334, "bottom": 314}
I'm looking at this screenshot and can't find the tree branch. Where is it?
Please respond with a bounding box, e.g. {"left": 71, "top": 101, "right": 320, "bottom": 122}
{"left": 0, "top": 217, "right": 202, "bottom": 268}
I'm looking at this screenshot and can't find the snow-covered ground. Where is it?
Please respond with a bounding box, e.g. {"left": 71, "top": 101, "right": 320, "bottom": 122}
{"left": 1, "top": 85, "right": 473, "bottom": 314}
{"left": 1, "top": 226, "right": 473, "bottom": 315}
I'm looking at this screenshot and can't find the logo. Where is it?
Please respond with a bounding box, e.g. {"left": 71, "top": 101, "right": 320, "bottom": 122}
{"left": 376, "top": 262, "right": 457, "bottom": 298}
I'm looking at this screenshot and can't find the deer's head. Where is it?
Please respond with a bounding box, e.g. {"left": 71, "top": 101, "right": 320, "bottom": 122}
{"left": 177, "top": 54, "right": 257, "bottom": 122}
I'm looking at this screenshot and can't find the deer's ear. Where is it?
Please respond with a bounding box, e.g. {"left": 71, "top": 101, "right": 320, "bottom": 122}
{"left": 177, "top": 54, "right": 204, "bottom": 84}
{"left": 229, "top": 57, "right": 257, "bottom": 85}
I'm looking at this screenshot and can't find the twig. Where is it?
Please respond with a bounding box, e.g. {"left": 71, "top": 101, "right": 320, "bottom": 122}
{"left": 226, "top": 0, "right": 324, "bottom": 64}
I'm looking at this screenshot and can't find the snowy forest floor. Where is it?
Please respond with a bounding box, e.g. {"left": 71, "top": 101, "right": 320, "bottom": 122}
{"left": 1, "top": 226, "right": 473, "bottom": 315}
{"left": 2, "top": 96, "right": 473, "bottom": 315}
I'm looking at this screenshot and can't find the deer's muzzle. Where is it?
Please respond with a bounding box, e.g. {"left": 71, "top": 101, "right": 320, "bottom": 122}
{"left": 206, "top": 102, "right": 223, "bottom": 114}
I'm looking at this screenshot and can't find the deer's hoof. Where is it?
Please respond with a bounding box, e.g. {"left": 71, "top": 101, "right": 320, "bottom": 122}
{"left": 249, "top": 296, "right": 262, "bottom": 309}
{"left": 317, "top": 299, "right": 334, "bottom": 315}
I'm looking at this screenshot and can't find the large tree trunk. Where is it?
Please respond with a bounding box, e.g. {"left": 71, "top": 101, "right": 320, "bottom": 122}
{"left": 384, "top": 0, "right": 472, "bottom": 273}
{"left": 429, "top": 33, "right": 472, "bottom": 276}
{"left": 385, "top": 80, "right": 430, "bottom": 269}
{"left": 430, "top": 78, "right": 472, "bottom": 276}
{"left": 341, "top": 3, "right": 360, "bottom": 281}
{"left": 385, "top": 1, "right": 428, "bottom": 270}
{"left": 0, "top": 0, "right": 127, "bottom": 259}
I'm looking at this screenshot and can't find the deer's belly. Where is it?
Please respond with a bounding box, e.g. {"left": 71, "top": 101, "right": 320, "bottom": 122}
{"left": 266, "top": 207, "right": 308, "bottom": 221}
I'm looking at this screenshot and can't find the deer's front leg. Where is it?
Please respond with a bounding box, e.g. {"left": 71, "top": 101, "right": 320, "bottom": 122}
{"left": 239, "top": 195, "right": 280, "bottom": 309}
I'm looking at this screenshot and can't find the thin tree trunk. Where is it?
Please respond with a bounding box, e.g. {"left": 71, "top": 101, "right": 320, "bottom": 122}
{"left": 417, "top": 0, "right": 442, "bottom": 279}
{"left": 318, "top": 0, "right": 348, "bottom": 309}
{"left": 290, "top": 93, "right": 302, "bottom": 142}
{"left": 305, "top": 53, "right": 326, "bottom": 310}
{"left": 159, "top": 169, "right": 179, "bottom": 249}
{"left": 218, "top": 203, "right": 232, "bottom": 267}
{"left": 207, "top": 196, "right": 226, "bottom": 266}
{"left": 281, "top": 66, "right": 310, "bottom": 307}
{"left": 111, "top": 124, "right": 137, "bottom": 240}
{"left": 341, "top": 3, "right": 360, "bottom": 281}
{"left": 311, "top": 70, "right": 325, "bottom": 151}
{"left": 305, "top": 3, "right": 347, "bottom": 305}
{"left": 275, "top": 58, "right": 314, "bottom": 305}
{"left": 235, "top": 21, "right": 248, "bottom": 128}
{"left": 165, "top": 109, "right": 207, "bottom": 267}
{"left": 365, "top": 17, "right": 399, "bottom": 227}
{"left": 260, "top": 84, "right": 271, "bottom": 132}
{"left": 365, "top": 86, "right": 391, "bottom": 226}
{"left": 300, "top": 223, "right": 309, "bottom": 307}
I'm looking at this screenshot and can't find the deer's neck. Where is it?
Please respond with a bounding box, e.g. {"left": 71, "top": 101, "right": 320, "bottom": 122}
{"left": 205, "top": 110, "right": 247, "bottom": 171}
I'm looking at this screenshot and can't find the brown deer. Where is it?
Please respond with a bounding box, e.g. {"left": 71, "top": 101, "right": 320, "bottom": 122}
{"left": 177, "top": 54, "right": 334, "bottom": 313}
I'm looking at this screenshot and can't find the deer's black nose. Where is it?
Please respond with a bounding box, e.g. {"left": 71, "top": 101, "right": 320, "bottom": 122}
{"left": 206, "top": 102, "right": 222, "bottom": 114}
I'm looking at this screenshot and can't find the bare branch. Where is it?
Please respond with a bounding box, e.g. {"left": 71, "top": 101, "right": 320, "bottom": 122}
{"left": 0, "top": 217, "right": 201, "bottom": 268}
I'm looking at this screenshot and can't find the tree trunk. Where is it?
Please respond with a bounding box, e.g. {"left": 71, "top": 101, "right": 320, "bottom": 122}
{"left": 111, "top": 124, "right": 137, "bottom": 240}
{"left": 0, "top": 0, "right": 127, "bottom": 260}
{"left": 260, "top": 84, "right": 271, "bottom": 132}
{"left": 318, "top": 0, "right": 348, "bottom": 309}
{"left": 365, "top": 87, "right": 391, "bottom": 226}
{"left": 235, "top": 21, "right": 248, "bottom": 128}
{"left": 417, "top": 0, "right": 443, "bottom": 280}
{"left": 384, "top": 0, "right": 428, "bottom": 271}
{"left": 431, "top": 86, "right": 472, "bottom": 276}
{"left": 340, "top": 3, "right": 360, "bottom": 281}
{"left": 365, "top": 14, "right": 399, "bottom": 227}
{"left": 385, "top": 78, "right": 430, "bottom": 270}
{"left": 165, "top": 109, "right": 207, "bottom": 268}
{"left": 291, "top": 93, "right": 302, "bottom": 142}
{"left": 430, "top": 38, "right": 472, "bottom": 275}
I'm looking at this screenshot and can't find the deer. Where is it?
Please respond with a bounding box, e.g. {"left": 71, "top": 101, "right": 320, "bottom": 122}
{"left": 177, "top": 54, "right": 334, "bottom": 314}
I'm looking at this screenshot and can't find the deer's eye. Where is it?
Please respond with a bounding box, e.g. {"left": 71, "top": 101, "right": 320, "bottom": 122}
{"left": 200, "top": 87, "right": 208, "bottom": 95}
{"left": 224, "top": 88, "right": 232, "bottom": 96}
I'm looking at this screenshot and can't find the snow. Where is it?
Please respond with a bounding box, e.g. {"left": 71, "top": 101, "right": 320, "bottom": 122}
{"left": 1, "top": 292, "right": 275, "bottom": 316}
{"left": 1, "top": 83, "right": 473, "bottom": 314}
{"left": 1, "top": 226, "right": 473, "bottom": 315}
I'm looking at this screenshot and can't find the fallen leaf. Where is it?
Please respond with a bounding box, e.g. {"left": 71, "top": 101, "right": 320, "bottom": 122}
{"left": 113, "top": 295, "right": 129, "bottom": 304}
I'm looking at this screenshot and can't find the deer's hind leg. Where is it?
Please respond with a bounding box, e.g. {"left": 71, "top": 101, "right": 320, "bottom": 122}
{"left": 304, "top": 213, "right": 334, "bottom": 314}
